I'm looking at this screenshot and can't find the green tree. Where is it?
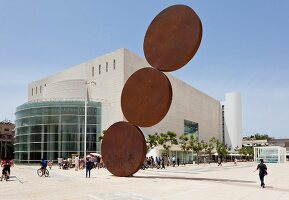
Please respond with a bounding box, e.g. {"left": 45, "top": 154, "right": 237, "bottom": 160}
{"left": 189, "top": 135, "right": 203, "bottom": 164}
{"left": 203, "top": 140, "right": 215, "bottom": 164}
{"left": 249, "top": 133, "right": 273, "bottom": 140}
{"left": 158, "top": 131, "right": 178, "bottom": 160}
{"left": 0, "top": 143, "right": 14, "bottom": 159}
{"left": 146, "top": 132, "right": 160, "bottom": 153}
{"left": 238, "top": 146, "right": 253, "bottom": 161}
{"left": 211, "top": 137, "right": 228, "bottom": 162}
{"left": 179, "top": 134, "right": 190, "bottom": 164}
{"left": 218, "top": 143, "right": 228, "bottom": 161}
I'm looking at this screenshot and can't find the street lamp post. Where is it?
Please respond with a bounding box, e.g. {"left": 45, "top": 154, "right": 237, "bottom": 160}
{"left": 84, "top": 81, "right": 96, "bottom": 158}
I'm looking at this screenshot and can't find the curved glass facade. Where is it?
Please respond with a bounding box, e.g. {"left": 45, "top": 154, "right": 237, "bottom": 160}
{"left": 15, "top": 101, "right": 101, "bottom": 163}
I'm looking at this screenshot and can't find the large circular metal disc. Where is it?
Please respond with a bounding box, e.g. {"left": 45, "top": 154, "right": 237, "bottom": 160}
{"left": 144, "top": 5, "right": 202, "bottom": 72}
{"left": 101, "top": 121, "right": 146, "bottom": 177}
{"left": 121, "top": 67, "right": 172, "bottom": 127}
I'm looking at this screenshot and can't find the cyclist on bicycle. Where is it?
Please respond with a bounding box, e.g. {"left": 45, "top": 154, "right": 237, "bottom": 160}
{"left": 40, "top": 158, "right": 47, "bottom": 172}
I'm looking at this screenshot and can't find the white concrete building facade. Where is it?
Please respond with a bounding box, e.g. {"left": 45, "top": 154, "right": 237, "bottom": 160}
{"left": 15, "top": 48, "right": 242, "bottom": 162}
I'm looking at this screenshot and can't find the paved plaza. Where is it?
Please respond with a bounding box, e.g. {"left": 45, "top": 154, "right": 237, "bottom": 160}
{"left": 1, "top": 162, "right": 289, "bottom": 200}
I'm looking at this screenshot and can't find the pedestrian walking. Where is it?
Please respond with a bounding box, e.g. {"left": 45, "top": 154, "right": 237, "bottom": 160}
{"left": 57, "top": 157, "right": 63, "bottom": 169}
{"left": 79, "top": 158, "right": 85, "bottom": 170}
{"left": 48, "top": 159, "right": 53, "bottom": 170}
{"left": 177, "top": 158, "right": 180, "bottom": 166}
{"left": 254, "top": 159, "right": 267, "bottom": 188}
{"left": 97, "top": 156, "right": 101, "bottom": 169}
{"left": 161, "top": 156, "right": 165, "bottom": 169}
{"left": 217, "top": 158, "right": 222, "bottom": 166}
{"left": 155, "top": 157, "right": 158, "bottom": 167}
{"left": 100, "top": 157, "right": 105, "bottom": 168}
{"left": 86, "top": 158, "right": 92, "bottom": 178}
{"left": 172, "top": 156, "right": 176, "bottom": 167}
{"left": 167, "top": 156, "right": 170, "bottom": 166}
{"left": 234, "top": 158, "right": 237, "bottom": 166}
{"left": 75, "top": 155, "right": 79, "bottom": 171}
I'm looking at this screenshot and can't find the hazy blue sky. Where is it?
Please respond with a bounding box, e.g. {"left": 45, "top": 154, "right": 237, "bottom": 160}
{"left": 0, "top": 0, "right": 288, "bottom": 138}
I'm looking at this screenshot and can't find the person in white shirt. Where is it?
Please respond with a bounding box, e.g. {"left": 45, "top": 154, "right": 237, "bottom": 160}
{"left": 75, "top": 156, "right": 79, "bottom": 171}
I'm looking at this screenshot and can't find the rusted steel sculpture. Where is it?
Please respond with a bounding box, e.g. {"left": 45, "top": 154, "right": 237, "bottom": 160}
{"left": 144, "top": 5, "right": 202, "bottom": 72}
{"left": 121, "top": 67, "right": 172, "bottom": 127}
{"left": 101, "top": 122, "right": 146, "bottom": 177}
{"left": 101, "top": 4, "right": 202, "bottom": 177}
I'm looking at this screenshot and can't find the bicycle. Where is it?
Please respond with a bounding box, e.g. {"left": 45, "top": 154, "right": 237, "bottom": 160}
{"left": 37, "top": 168, "right": 49, "bottom": 177}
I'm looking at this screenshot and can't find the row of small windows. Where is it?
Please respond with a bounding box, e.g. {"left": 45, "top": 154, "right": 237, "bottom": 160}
{"left": 32, "top": 59, "right": 117, "bottom": 96}
{"left": 31, "top": 84, "right": 46, "bottom": 96}
{"left": 92, "top": 59, "right": 116, "bottom": 76}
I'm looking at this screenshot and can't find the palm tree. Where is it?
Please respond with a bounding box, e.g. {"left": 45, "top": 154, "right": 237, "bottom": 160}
{"left": 179, "top": 134, "right": 190, "bottom": 164}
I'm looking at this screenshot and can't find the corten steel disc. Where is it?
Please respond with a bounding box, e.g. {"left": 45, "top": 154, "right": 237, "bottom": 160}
{"left": 121, "top": 67, "right": 172, "bottom": 127}
{"left": 101, "top": 121, "right": 146, "bottom": 177}
{"left": 143, "top": 5, "right": 202, "bottom": 72}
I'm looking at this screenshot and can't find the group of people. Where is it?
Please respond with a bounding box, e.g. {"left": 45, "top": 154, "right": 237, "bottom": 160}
{"left": 51, "top": 155, "right": 104, "bottom": 178}
{"left": 57, "top": 157, "right": 83, "bottom": 170}
{"left": 143, "top": 156, "right": 180, "bottom": 170}
{"left": 217, "top": 157, "right": 239, "bottom": 166}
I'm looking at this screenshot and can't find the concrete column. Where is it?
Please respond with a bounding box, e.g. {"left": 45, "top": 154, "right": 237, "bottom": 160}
{"left": 223, "top": 92, "right": 242, "bottom": 149}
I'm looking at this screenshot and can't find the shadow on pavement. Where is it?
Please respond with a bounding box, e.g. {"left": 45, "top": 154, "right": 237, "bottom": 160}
{"left": 1, "top": 176, "right": 17, "bottom": 182}
{"left": 133, "top": 175, "right": 255, "bottom": 183}
{"left": 133, "top": 175, "right": 289, "bottom": 193}
{"left": 263, "top": 186, "right": 289, "bottom": 193}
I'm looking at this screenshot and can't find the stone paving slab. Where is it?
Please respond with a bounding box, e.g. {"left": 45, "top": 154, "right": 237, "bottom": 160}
{"left": 1, "top": 162, "right": 289, "bottom": 200}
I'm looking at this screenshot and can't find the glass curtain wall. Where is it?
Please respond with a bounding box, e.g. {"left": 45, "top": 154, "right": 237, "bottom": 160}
{"left": 254, "top": 146, "right": 286, "bottom": 163}
{"left": 183, "top": 120, "right": 199, "bottom": 163}
{"left": 15, "top": 101, "right": 101, "bottom": 163}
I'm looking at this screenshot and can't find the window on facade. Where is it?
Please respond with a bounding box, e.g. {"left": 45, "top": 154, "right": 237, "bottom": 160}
{"left": 40, "top": 86, "right": 42, "bottom": 93}
{"left": 99, "top": 65, "right": 101, "bottom": 75}
{"left": 184, "top": 120, "right": 199, "bottom": 138}
{"left": 36, "top": 87, "right": 37, "bottom": 94}
{"left": 32, "top": 88, "right": 33, "bottom": 96}
{"left": 106, "top": 62, "right": 108, "bottom": 72}
{"left": 92, "top": 67, "right": 94, "bottom": 76}
{"left": 113, "top": 59, "right": 116, "bottom": 70}
{"left": 222, "top": 105, "right": 225, "bottom": 143}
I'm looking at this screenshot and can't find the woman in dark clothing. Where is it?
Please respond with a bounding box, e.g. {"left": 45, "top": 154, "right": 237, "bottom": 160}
{"left": 86, "top": 158, "right": 92, "bottom": 178}
{"left": 254, "top": 159, "right": 267, "bottom": 188}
